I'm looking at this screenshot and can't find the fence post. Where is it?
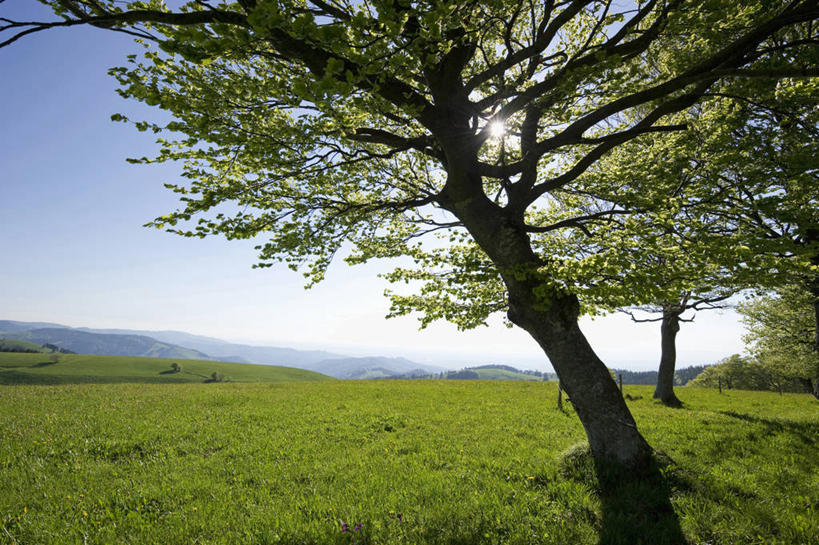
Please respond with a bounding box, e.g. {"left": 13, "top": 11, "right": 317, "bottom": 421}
{"left": 618, "top": 373, "right": 623, "bottom": 395}
{"left": 557, "top": 381, "right": 563, "bottom": 411}
{"left": 718, "top": 377, "right": 722, "bottom": 394}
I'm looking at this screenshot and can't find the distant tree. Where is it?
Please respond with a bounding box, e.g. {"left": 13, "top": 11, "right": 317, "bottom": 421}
{"left": 687, "top": 354, "right": 796, "bottom": 392}
{"left": 674, "top": 365, "right": 710, "bottom": 386}
{"left": 446, "top": 370, "right": 480, "bottom": 380}
{"left": 209, "top": 371, "right": 226, "bottom": 383}
{"left": 738, "top": 286, "right": 819, "bottom": 398}
{"left": 49, "top": 353, "right": 60, "bottom": 364}
{"left": 171, "top": 362, "right": 182, "bottom": 373}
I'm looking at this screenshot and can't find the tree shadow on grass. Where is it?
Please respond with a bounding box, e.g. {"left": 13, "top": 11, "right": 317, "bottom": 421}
{"left": 717, "top": 410, "right": 817, "bottom": 446}
{"left": 561, "top": 445, "right": 689, "bottom": 545}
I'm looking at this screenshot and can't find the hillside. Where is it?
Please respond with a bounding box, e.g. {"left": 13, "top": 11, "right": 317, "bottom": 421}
{"left": 77, "top": 326, "right": 344, "bottom": 366}
{"left": 304, "top": 356, "right": 443, "bottom": 379}
{"left": 0, "top": 320, "right": 444, "bottom": 378}
{"left": 0, "top": 338, "right": 50, "bottom": 353}
{"left": 0, "top": 328, "right": 214, "bottom": 360}
{"left": 0, "top": 352, "right": 332, "bottom": 385}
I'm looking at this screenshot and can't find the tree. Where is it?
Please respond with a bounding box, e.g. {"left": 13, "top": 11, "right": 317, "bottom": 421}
{"left": 555, "top": 62, "right": 819, "bottom": 405}
{"left": 738, "top": 285, "right": 819, "bottom": 397}
{"left": 3, "top": 0, "right": 817, "bottom": 469}
{"left": 688, "top": 354, "right": 773, "bottom": 391}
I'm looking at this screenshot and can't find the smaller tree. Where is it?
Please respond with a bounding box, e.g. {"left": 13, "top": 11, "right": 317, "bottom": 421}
{"left": 738, "top": 285, "right": 819, "bottom": 398}
{"left": 689, "top": 354, "right": 772, "bottom": 391}
{"left": 171, "top": 362, "right": 182, "bottom": 373}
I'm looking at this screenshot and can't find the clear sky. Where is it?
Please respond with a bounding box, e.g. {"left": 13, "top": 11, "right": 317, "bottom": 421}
{"left": 0, "top": 1, "right": 747, "bottom": 371}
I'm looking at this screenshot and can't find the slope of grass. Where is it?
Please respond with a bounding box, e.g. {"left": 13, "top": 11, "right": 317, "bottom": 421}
{"left": 0, "top": 339, "right": 49, "bottom": 353}
{"left": 0, "top": 353, "right": 332, "bottom": 385}
{"left": 0, "top": 382, "right": 816, "bottom": 545}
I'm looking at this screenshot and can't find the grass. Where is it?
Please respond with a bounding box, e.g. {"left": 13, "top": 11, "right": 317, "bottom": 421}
{"left": 0, "top": 381, "right": 816, "bottom": 545}
{"left": 0, "top": 353, "right": 332, "bottom": 385}
{"left": 0, "top": 339, "right": 50, "bottom": 354}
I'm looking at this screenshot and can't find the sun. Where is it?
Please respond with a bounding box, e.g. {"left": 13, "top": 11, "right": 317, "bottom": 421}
{"left": 488, "top": 120, "right": 505, "bottom": 138}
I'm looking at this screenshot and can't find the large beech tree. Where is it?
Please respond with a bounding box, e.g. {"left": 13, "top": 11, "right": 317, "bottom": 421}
{"left": 4, "top": 0, "right": 818, "bottom": 468}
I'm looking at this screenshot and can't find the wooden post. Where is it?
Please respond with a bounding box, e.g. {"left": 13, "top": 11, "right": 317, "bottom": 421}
{"left": 618, "top": 373, "right": 623, "bottom": 395}
{"left": 718, "top": 377, "right": 722, "bottom": 394}
{"left": 557, "top": 381, "right": 563, "bottom": 411}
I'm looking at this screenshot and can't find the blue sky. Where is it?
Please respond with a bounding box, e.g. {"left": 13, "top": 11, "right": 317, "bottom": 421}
{"left": 0, "top": 0, "right": 746, "bottom": 370}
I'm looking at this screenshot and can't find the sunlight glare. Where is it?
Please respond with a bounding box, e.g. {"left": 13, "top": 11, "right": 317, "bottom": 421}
{"left": 488, "top": 120, "right": 505, "bottom": 138}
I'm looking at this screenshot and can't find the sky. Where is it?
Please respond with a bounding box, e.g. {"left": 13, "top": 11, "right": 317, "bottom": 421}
{"left": 0, "top": 1, "right": 748, "bottom": 371}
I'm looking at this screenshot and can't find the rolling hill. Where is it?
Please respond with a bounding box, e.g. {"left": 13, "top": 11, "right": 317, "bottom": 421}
{"left": 0, "top": 320, "right": 446, "bottom": 378}
{"left": 0, "top": 352, "right": 332, "bottom": 385}
{"left": 0, "top": 328, "right": 213, "bottom": 360}
{"left": 301, "top": 356, "right": 444, "bottom": 379}
{"left": 75, "top": 327, "right": 344, "bottom": 366}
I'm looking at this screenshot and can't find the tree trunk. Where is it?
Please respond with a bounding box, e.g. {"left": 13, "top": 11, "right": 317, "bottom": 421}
{"left": 441, "top": 154, "right": 652, "bottom": 469}
{"left": 810, "top": 276, "right": 819, "bottom": 399}
{"left": 506, "top": 288, "right": 652, "bottom": 468}
{"left": 654, "top": 309, "right": 682, "bottom": 406}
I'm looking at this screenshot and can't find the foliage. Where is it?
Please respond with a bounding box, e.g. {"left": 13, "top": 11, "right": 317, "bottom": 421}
{"left": 674, "top": 365, "right": 710, "bottom": 386}
{"left": 688, "top": 354, "right": 808, "bottom": 392}
{"left": 1, "top": 381, "right": 817, "bottom": 544}
{"left": 610, "top": 367, "right": 711, "bottom": 386}
{"left": 1, "top": 1, "right": 812, "bottom": 320}
{"left": 208, "top": 371, "right": 227, "bottom": 382}
{"left": 738, "top": 285, "right": 819, "bottom": 387}
{"left": 444, "top": 369, "right": 480, "bottom": 380}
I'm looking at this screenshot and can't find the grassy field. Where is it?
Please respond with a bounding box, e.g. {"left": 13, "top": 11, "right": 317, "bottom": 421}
{"left": 0, "top": 381, "right": 816, "bottom": 545}
{"left": 0, "top": 353, "right": 332, "bottom": 385}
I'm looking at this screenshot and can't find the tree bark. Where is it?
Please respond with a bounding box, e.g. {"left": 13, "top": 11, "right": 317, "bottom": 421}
{"left": 507, "top": 289, "right": 652, "bottom": 468}
{"left": 810, "top": 274, "right": 819, "bottom": 399}
{"left": 654, "top": 309, "right": 682, "bottom": 406}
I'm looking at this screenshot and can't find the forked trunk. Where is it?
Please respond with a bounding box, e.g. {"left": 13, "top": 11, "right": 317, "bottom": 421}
{"left": 445, "top": 169, "right": 652, "bottom": 469}
{"left": 654, "top": 309, "right": 682, "bottom": 406}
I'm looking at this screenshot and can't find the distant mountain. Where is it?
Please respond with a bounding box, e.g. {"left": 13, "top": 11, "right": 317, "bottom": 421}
{"left": 1, "top": 328, "right": 212, "bottom": 360}
{"left": 302, "top": 356, "right": 444, "bottom": 380}
{"left": 1, "top": 320, "right": 451, "bottom": 379}
{"left": 0, "top": 320, "right": 69, "bottom": 333}
{"left": 76, "top": 327, "right": 342, "bottom": 366}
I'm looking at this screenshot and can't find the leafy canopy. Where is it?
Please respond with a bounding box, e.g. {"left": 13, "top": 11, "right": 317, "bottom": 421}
{"left": 4, "top": 0, "right": 817, "bottom": 323}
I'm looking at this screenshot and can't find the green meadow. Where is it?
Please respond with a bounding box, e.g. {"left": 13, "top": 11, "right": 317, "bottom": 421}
{"left": 0, "top": 353, "right": 331, "bottom": 385}
{"left": 1, "top": 378, "right": 817, "bottom": 545}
